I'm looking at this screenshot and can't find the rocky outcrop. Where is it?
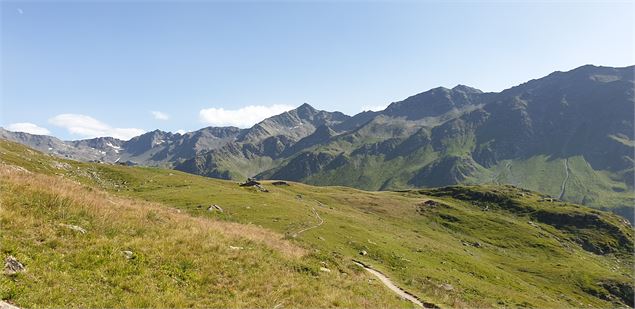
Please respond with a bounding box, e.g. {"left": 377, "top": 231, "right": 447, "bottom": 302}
{"left": 4, "top": 256, "right": 25, "bottom": 275}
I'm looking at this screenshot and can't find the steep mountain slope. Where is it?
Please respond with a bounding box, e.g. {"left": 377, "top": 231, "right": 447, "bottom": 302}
{"left": 256, "top": 65, "right": 635, "bottom": 219}
{"left": 0, "top": 126, "right": 243, "bottom": 166}
{"left": 382, "top": 85, "right": 489, "bottom": 122}
{"left": 238, "top": 103, "right": 349, "bottom": 144}
{"left": 1, "top": 139, "right": 633, "bottom": 308}
{"left": 473, "top": 65, "right": 633, "bottom": 171}
{"left": 0, "top": 128, "right": 121, "bottom": 161}
{"left": 204, "top": 87, "right": 488, "bottom": 182}
{"left": 174, "top": 104, "right": 351, "bottom": 178}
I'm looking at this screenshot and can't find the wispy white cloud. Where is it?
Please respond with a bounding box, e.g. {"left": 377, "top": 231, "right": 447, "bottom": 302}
{"left": 5, "top": 122, "right": 50, "bottom": 135}
{"left": 49, "top": 114, "right": 144, "bottom": 140}
{"left": 199, "top": 104, "right": 294, "bottom": 128}
{"left": 151, "top": 111, "right": 169, "bottom": 120}
{"left": 360, "top": 104, "right": 387, "bottom": 112}
{"left": 174, "top": 129, "right": 187, "bottom": 135}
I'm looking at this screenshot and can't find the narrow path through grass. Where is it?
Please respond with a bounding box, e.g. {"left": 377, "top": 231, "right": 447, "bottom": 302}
{"left": 293, "top": 207, "right": 324, "bottom": 237}
{"left": 558, "top": 158, "right": 570, "bottom": 200}
{"left": 352, "top": 260, "right": 438, "bottom": 308}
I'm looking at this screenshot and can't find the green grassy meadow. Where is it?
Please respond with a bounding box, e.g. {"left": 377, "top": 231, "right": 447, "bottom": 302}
{"left": 1, "top": 139, "right": 633, "bottom": 308}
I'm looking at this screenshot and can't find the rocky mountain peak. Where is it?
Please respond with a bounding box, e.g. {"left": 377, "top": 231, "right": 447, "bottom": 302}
{"left": 452, "top": 84, "right": 483, "bottom": 94}
{"left": 296, "top": 103, "right": 317, "bottom": 116}
{"left": 382, "top": 85, "right": 484, "bottom": 120}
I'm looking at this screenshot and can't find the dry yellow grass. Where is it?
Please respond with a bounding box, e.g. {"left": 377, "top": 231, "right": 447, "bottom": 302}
{"left": 0, "top": 163, "right": 306, "bottom": 259}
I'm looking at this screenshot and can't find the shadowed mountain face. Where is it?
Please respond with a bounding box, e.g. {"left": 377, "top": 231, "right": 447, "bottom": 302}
{"left": 2, "top": 65, "right": 633, "bottom": 219}
{"left": 382, "top": 85, "right": 487, "bottom": 120}
{"left": 0, "top": 126, "right": 243, "bottom": 166}
{"left": 472, "top": 65, "right": 634, "bottom": 171}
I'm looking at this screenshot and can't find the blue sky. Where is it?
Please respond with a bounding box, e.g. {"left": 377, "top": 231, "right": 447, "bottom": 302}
{"left": 1, "top": 1, "right": 634, "bottom": 140}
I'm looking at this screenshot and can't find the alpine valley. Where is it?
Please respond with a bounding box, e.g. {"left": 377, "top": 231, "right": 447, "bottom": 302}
{"left": 2, "top": 65, "right": 633, "bottom": 221}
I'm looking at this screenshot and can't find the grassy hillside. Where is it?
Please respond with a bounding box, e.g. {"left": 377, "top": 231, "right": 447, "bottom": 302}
{"left": 0, "top": 151, "right": 405, "bottom": 307}
{"left": 270, "top": 145, "right": 633, "bottom": 220}
{"left": 1, "top": 139, "right": 633, "bottom": 308}
{"left": 489, "top": 156, "right": 634, "bottom": 219}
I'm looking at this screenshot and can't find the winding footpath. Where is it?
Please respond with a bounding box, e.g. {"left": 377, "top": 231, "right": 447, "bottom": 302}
{"left": 293, "top": 209, "right": 436, "bottom": 307}
{"left": 353, "top": 260, "right": 438, "bottom": 308}
{"left": 292, "top": 207, "right": 324, "bottom": 237}
{"left": 558, "top": 158, "right": 570, "bottom": 200}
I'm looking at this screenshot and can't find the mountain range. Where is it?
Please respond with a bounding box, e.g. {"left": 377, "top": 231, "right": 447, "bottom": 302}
{"left": 2, "top": 64, "right": 633, "bottom": 220}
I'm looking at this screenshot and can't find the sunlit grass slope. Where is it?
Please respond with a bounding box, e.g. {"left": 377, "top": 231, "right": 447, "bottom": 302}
{"left": 1, "top": 139, "right": 633, "bottom": 308}
{"left": 0, "top": 145, "right": 406, "bottom": 308}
